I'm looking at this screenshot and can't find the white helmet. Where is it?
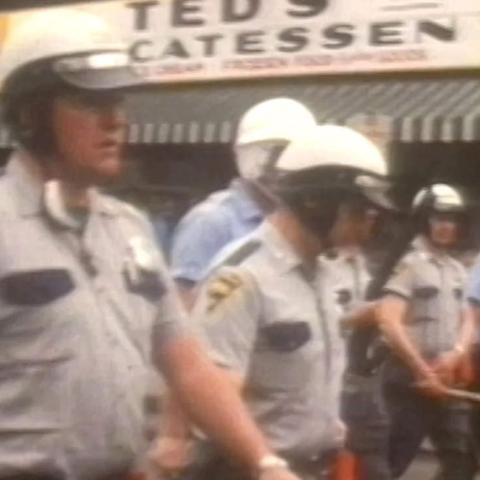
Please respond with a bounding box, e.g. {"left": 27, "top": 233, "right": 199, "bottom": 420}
{"left": 412, "top": 183, "right": 465, "bottom": 212}
{"left": 234, "top": 98, "right": 315, "bottom": 181}
{"left": 270, "top": 124, "right": 392, "bottom": 237}
{"left": 276, "top": 124, "right": 386, "bottom": 176}
{"left": 235, "top": 97, "right": 316, "bottom": 146}
{"left": 0, "top": 8, "right": 142, "bottom": 94}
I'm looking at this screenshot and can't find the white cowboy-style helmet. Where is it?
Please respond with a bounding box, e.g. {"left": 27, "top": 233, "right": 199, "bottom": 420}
{"left": 234, "top": 98, "right": 316, "bottom": 181}
{"left": 1, "top": 9, "right": 142, "bottom": 153}
{"left": 270, "top": 124, "right": 392, "bottom": 237}
{"left": 1, "top": 8, "right": 142, "bottom": 93}
{"left": 276, "top": 124, "right": 386, "bottom": 176}
{"left": 235, "top": 97, "right": 316, "bottom": 146}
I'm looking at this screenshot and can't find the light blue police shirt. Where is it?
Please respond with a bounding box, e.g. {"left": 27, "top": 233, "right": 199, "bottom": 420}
{"left": 170, "top": 179, "right": 264, "bottom": 283}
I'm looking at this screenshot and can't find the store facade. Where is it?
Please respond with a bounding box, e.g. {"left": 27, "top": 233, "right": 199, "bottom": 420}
{"left": 1, "top": 0, "right": 480, "bottom": 212}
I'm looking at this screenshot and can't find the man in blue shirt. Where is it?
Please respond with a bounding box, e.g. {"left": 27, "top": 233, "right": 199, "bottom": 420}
{"left": 170, "top": 98, "right": 316, "bottom": 308}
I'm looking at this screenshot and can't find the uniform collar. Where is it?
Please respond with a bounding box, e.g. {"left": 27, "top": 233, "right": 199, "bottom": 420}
{"left": 230, "top": 179, "right": 264, "bottom": 222}
{"left": 6, "top": 151, "right": 116, "bottom": 223}
{"left": 261, "top": 220, "right": 305, "bottom": 273}
{"left": 412, "top": 235, "right": 451, "bottom": 264}
{"left": 321, "top": 247, "right": 365, "bottom": 266}
{"left": 6, "top": 151, "right": 44, "bottom": 217}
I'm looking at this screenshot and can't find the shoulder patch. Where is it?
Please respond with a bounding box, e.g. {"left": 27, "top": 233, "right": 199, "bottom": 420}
{"left": 221, "top": 240, "right": 261, "bottom": 267}
{"left": 207, "top": 271, "right": 244, "bottom": 313}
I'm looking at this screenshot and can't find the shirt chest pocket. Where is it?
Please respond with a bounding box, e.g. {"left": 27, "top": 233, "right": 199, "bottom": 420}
{"left": 0, "top": 268, "right": 76, "bottom": 362}
{"left": 262, "top": 321, "right": 311, "bottom": 352}
{"left": 1, "top": 269, "right": 74, "bottom": 306}
{"left": 250, "top": 321, "right": 316, "bottom": 391}
{"left": 453, "top": 286, "right": 463, "bottom": 302}
{"left": 122, "top": 235, "right": 165, "bottom": 302}
{"left": 411, "top": 285, "right": 439, "bottom": 323}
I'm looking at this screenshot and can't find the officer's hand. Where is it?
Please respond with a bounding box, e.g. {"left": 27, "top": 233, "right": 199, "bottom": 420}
{"left": 333, "top": 419, "right": 347, "bottom": 446}
{"left": 431, "top": 350, "right": 462, "bottom": 386}
{"left": 148, "top": 435, "right": 194, "bottom": 478}
{"left": 414, "top": 369, "right": 449, "bottom": 398}
{"left": 258, "top": 467, "right": 302, "bottom": 480}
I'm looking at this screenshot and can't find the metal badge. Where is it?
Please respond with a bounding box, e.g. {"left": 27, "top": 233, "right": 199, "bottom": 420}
{"left": 123, "top": 236, "right": 163, "bottom": 300}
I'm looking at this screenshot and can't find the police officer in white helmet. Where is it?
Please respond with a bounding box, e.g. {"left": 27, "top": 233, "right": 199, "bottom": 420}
{"left": 170, "top": 98, "right": 316, "bottom": 309}
{"left": 157, "top": 125, "right": 397, "bottom": 480}
{"left": 0, "top": 9, "right": 307, "bottom": 480}
{"left": 378, "top": 184, "right": 476, "bottom": 479}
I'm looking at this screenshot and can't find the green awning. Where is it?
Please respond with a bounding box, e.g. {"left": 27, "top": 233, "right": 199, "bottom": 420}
{"left": 125, "top": 76, "right": 480, "bottom": 144}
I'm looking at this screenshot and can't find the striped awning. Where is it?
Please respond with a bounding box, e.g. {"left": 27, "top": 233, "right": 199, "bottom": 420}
{"left": 125, "top": 76, "right": 480, "bottom": 145}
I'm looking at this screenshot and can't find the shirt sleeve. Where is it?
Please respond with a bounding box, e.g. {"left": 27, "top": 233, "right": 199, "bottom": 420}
{"left": 192, "top": 266, "right": 261, "bottom": 377}
{"left": 153, "top": 255, "right": 189, "bottom": 347}
{"left": 170, "top": 206, "right": 231, "bottom": 284}
{"left": 382, "top": 255, "right": 415, "bottom": 300}
{"left": 467, "top": 262, "right": 480, "bottom": 306}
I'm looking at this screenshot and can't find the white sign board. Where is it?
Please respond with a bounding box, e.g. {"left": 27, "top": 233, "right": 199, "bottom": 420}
{"left": 4, "top": 0, "right": 480, "bottom": 82}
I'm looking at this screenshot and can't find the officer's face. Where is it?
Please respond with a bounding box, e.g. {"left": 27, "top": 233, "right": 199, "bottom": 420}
{"left": 50, "top": 90, "right": 127, "bottom": 185}
{"left": 428, "top": 213, "right": 460, "bottom": 247}
{"left": 331, "top": 201, "right": 380, "bottom": 247}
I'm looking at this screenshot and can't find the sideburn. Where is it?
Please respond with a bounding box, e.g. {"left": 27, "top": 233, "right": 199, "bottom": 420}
{"left": 16, "top": 93, "right": 56, "bottom": 158}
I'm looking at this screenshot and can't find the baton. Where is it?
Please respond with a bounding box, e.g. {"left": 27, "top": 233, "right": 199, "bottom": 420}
{"left": 445, "top": 388, "right": 480, "bottom": 404}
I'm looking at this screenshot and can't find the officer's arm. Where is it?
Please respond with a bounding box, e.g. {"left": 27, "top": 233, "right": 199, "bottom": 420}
{"left": 341, "top": 301, "right": 377, "bottom": 327}
{"left": 157, "top": 335, "right": 294, "bottom": 477}
{"left": 430, "top": 304, "right": 477, "bottom": 386}
{"left": 148, "top": 389, "right": 193, "bottom": 475}
{"left": 456, "top": 305, "right": 476, "bottom": 356}
{"left": 464, "top": 264, "right": 480, "bottom": 352}
{"left": 153, "top": 267, "right": 298, "bottom": 478}
{"left": 376, "top": 296, "right": 444, "bottom": 388}
{"left": 150, "top": 366, "right": 245, "bottom": 475}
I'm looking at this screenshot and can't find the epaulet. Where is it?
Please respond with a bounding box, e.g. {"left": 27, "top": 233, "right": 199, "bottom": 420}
{"left": 390, "top": 254, "right": 415, "bottom": 277}
{"left": 220, "top": 239, "right": 261, "bottom": 267}
{"left": 104, "top": 196, "right": 147, "bottom": 220}
{"left": 119, "top": 202, "right": 146, "bottom": 219}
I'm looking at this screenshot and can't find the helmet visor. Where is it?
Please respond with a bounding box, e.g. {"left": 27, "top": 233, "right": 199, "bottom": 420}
{"left": 355, "top": 175, "right": 397, "bottom": 211}
{"left": 53, "top": 51, "right": 144, "bottom": 90}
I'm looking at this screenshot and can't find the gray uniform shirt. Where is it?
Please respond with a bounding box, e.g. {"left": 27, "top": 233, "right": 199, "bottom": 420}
{"left": 0, "top": 154, "right": 186, "bottom": 480}
{"left": 320, "top": 251, "right": 371, "bottom": 393}
{"left": 194, "top": 221, "right": 345, "bottom": 460}
{"left": 320, "top": 251, "right": 370, "bottom": 314}
{"left": 383, "top": 236, "right": 466, "bottom": 357}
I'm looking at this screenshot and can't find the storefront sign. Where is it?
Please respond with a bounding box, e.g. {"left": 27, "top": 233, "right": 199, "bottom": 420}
{"left": 4, "top": 0, "right": 480, "bottom": 82}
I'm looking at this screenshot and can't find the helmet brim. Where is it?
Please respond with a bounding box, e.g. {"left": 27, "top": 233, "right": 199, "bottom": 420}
{"left": 355, "top": 175, "right": 398, "bottom": 211}
{"left": 363, "top": 188, "right": 397, "bottom": 212}
{"left": 57, "top": 65, "right": 144, "bottom": 91}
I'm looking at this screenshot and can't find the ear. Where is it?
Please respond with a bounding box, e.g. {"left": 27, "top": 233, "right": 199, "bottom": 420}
{"left": 17, "top": 104, "right": 35, "bottom": 133}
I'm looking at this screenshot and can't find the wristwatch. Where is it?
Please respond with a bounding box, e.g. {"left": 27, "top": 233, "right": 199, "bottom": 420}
{"left": 257, "top": 454, "right": 289, "bottom": 474}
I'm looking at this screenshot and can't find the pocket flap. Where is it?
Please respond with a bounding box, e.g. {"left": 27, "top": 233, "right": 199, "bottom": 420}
{"left": 0, "top": 269, "right": 74, "bottom": 305}
{"left": 261, "top": 321, "right": 311, "bottom": 352}
{"left": 413, "top": 285, "right": 439, "bottom": 299}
